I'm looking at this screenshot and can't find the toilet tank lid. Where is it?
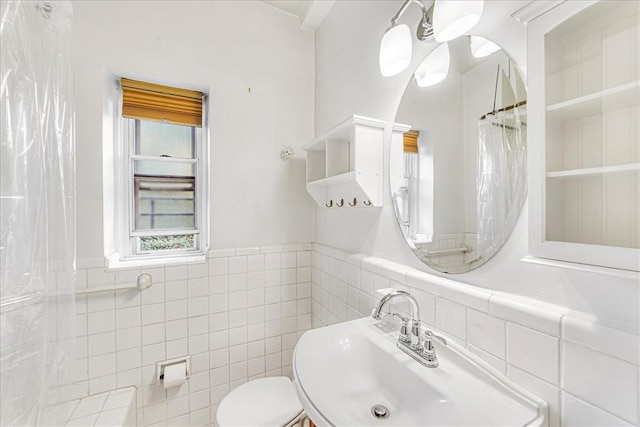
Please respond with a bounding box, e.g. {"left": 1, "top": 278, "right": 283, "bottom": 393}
{"left": 216, "top": 377, "right": 303, "bottom": 427}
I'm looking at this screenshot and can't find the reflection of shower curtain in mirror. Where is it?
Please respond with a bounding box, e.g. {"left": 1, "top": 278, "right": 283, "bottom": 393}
{"left": 476, "top": 106, "right": 527, "bottom": 260}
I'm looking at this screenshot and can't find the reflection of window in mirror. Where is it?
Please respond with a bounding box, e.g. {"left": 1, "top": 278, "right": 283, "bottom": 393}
{"left": 396, "top": 131, "right": 418, "bottom": 238}
{"left": 396, "top": 130, "right": 434, "bottom": 242}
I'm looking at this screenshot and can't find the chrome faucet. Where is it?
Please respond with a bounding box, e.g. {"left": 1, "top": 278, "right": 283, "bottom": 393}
{"left": 372, "top": 290, "right": 446, "bottom": 368}
{"left": 372, "top": 290, "right": 421, "bottom": 320}
{"left": 372, "top": 290, "right": 422, "bottom": 349}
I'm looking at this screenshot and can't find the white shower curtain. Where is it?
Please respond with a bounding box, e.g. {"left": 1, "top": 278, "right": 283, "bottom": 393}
{"left": 476, "top": 106, "right": 527, "bottom": 261}
{"left": 1, "top": 1, "right": 75, "bottom": 425}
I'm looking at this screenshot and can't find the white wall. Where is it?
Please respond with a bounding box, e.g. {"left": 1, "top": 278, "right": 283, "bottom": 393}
{"left": 71, "top": 2, "right": 316, "bottom": 425}
{"left": 313, "top": 0, "right": 639, "bottom": 333}
{"left": 73, "top": 0, "right": 314, "bottom": 260}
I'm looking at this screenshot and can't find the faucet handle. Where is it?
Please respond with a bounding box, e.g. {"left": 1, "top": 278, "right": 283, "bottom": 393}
{"left": 410, "top": 319, "right": 421, "bottom": 350}
{"left": 398, "top": 317, "right": 412, "bottom": 345}
{"left": 423, "top": 330, "right": 447, "bottom": 345}
{"left": 421, "top": 330, "right": 443, "bottom": 368}
{"left": 376, "top": 312, "right": 412, "bottom": 345}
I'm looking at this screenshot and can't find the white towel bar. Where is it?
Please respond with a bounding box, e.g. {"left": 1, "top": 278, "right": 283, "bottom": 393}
{"left": 75, "top": 273, "right": 152, "bottom": 295}
{"left": 422, "top": 244, "right": 471, "bottom": 256}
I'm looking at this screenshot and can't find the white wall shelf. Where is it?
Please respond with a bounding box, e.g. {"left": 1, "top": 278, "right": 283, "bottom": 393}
{"left": 528, "top": 0, "right": 640, "bottom": 272}
{"left": 308, "top": 171, "right": 356, "bottom": 187}
{"left": 303, "top": 115, "right": 386, "bottom": 208}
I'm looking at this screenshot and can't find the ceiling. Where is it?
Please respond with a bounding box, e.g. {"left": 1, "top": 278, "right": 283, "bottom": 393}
{"left": 260, "top": 1, "right": 306, "bottom": 19}
{"left": 259, "top": 0, "right": 334, "bottom": 31}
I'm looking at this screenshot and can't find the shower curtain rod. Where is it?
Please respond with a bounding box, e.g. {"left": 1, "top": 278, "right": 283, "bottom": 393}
{"left": 479, "top": 99, "right": 527, "bottom": 121}
{"left": 480, "top": 62, "right": 527, "bottom": 122}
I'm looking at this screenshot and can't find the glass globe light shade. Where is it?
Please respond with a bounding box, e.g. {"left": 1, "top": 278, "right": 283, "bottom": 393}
{"left": 380, "top": 24, "right": 412, "bottom": 77}
{"left": 469, "top": 36, "right": 501, "bottom": 58}
{"left": 414, "top": 43, "right": 450, "bottom": 88}
{"left": 433, "top": 0, "right": 484, "bottom": 42}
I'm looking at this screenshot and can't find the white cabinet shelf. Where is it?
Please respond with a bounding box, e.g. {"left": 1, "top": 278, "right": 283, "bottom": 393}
{"left": 303, "top": 115, "right": 386, "bottom": 208}
{"left": 546, "top": 81, "right": 640, "bottom": 122}
{"left": 528, "top": 0, "right": 640, "bottom": 272}
{"left": 546, "top": 163, "right": 640, "bottom": 179}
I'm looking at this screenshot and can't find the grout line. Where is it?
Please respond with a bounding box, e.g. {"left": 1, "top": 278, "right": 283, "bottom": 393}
{"left": 557, "top": 313, "right": 566, "bottom": 391}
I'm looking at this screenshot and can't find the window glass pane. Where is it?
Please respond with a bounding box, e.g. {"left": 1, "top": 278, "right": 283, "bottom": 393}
{"left": 140, "top": 234, "right": 195, "bottom": 251}
{"left": 137, "top": 120, "right": 194, "bottom": 158}
{"left": 135, "top": 176, "right": 195, "bottom": 230}
{"left": 134, "top": 159, "right": 195, "bottom": 177}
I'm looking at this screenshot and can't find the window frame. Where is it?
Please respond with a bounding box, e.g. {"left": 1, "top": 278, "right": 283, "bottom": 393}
{"left": 107, "top": 79, "right": 209, "bottom": 268}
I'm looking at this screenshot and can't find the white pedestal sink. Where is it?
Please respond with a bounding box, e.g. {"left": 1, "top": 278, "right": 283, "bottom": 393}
{"left": 293, "top": 317, "right": 547, "bottom": 426}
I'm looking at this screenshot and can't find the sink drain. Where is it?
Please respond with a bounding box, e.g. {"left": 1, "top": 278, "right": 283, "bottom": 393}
{"left": 371, "top": 404, "right": 390, "bottom": 419}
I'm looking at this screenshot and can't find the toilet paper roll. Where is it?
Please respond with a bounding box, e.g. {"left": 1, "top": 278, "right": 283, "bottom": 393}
{"left": 162, "top": 362, "right": 187, "bottom": 389}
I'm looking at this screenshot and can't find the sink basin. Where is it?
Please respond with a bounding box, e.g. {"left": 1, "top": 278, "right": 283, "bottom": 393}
{"left": 293, "top": 317, "right": 547, "bottom": 426}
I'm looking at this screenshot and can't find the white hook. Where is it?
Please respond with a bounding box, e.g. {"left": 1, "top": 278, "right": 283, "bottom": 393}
{"left": 280, "top": 146, "right": 294, "bottom": 161}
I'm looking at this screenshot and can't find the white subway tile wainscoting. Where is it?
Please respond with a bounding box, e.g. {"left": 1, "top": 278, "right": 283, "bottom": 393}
{"left": 73, "top": 244, "right": 312, "bottom": 426}
{"left": 71, "top": 241, "right": 638, "bottom": 427}
{"left": 310, "top": 243, "right": 639, "bottom": 427}
{"left": 66, "top": 387, "right": 136, "bottom": 427}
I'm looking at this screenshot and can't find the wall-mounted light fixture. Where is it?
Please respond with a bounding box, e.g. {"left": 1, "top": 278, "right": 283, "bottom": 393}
{"left": 380, "top": 23, "right": 413, "bottom": 77}
{"left": 469, "top": 35, "right": 501, "bottom": 58}
{"left": 379, "top": 0, "right": 484, "bottom": 77}
{"left": 433, "top": 0, "right": 484, "bottom": 42}
{"left": 414, "top": 42, "right": 450, "bottom": 87}
{"left": 380, "top": 0, "right": 435, "bottom": 77}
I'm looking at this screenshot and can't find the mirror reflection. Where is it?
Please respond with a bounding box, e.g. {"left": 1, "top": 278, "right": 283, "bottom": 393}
{"left": 390, "top": 36, "right": 527, "bottom": 273}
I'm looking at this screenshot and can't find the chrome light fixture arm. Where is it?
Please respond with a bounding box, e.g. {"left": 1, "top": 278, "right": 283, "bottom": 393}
{"left": 389, "top": 0, "right": 435, "bottom": 41}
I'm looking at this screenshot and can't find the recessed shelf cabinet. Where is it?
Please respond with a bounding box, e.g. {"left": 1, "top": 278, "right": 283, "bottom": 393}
{"left": 302, "top": 115, "right": 387, "bottom": 208}
{"left": 528, "top": 0, "right": 640, "bottom": 271}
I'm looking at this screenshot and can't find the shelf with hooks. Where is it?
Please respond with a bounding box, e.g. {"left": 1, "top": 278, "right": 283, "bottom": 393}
{"left": 323, "top": 197, "right": 372, "bottom": 208}
{"left": 303, "top": 115, "right": 387, "bottom": 208}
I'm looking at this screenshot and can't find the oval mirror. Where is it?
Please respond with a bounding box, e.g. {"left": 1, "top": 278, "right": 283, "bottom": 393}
{"left": 390, "top": 36, "right": 527, "bottom": 273}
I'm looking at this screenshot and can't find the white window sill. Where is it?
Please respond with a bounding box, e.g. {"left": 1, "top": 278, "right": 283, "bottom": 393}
{"left": 106, "top": 252, "right": 206, "bottom": 270}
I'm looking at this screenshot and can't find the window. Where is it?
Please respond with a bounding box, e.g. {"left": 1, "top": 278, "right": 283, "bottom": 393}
{"left": 393, "top": 130, "right": 434, "bottom": 242}
{"left": 106, "top": 78, "right": 208, "bottom": 267}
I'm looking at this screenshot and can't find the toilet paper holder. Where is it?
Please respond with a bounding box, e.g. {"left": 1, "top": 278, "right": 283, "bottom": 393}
{"left": 156, "top": 356, "right": 190, "bottom": 385}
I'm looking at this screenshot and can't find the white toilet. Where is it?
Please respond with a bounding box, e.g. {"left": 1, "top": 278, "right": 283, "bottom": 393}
{"left": 216, "top": 377, "right": 305, "bottom": 427}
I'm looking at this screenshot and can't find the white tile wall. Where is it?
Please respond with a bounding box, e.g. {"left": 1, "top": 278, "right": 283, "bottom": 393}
{"left": 507, "top": 323, "right": 559, "bottom": 384}
{"left": 561, "top": 392, "right": 634, "bottom": 427}
{"left": 562, "top": 342, "right": 638, "bottom": 424}
{"left": 467, "top": 309, "right": 506, "bottom": 358}
{"left": 310, "top": 243, "right": 640, "bottom": 427}
{"left": 72, "top": 244, "right": 312, "bottom": 426}
{"left": 66, "top": 387, "right": 136, "bottom": 427}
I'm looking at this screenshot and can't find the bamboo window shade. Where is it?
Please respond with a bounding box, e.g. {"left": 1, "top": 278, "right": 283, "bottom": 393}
{"left": 403, "top": 130, "right": 419, "bottom": 153}
{"left": 121, "top": 78, "right": 203, "bottom": 127}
